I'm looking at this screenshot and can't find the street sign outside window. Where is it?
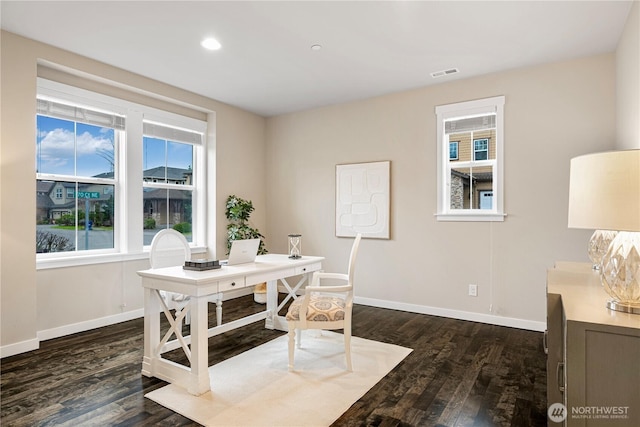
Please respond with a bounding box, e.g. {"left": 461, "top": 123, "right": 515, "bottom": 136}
{"left": 76, "top": 192, "right": 100, "bottom": 199}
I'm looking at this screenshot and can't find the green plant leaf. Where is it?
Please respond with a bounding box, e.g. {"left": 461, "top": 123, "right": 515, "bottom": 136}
{"left": 225, "top": 195, "right": 267, "bottom": 255}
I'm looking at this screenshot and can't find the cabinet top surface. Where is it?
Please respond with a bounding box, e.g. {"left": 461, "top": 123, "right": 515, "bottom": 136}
{"left": 548, "top": 262, "right": 640, "bottom": 330}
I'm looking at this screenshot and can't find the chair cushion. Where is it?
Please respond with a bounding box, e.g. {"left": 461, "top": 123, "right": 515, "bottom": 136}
{"left": 286, "top": 295, "right": 346, "bottom": 321}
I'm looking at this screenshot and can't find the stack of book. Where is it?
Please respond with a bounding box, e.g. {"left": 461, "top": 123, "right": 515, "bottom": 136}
{"left": 183, "top": 259, "right": 221, "bottom": 271}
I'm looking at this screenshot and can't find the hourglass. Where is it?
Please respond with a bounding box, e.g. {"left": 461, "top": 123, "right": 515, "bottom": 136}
{"left": 288, "top": 234, "right": 302, "bottom": 259}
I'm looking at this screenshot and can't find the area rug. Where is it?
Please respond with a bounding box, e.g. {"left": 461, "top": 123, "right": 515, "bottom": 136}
{"left": 146, "top": 331, "right": 412, "bottom": 426}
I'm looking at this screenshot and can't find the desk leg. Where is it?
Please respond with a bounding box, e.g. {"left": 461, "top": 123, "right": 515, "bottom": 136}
{"left": 188, "top": 295, "right": 211, "bottom": 395}
{"left": 265, "top": 279, "right": 278, "bottom": 330}
{"left": 216, "top": 295, "right": 223, "bottom": 326}
{"left": 142, "top": 287, "right": 160, "bottom": 377}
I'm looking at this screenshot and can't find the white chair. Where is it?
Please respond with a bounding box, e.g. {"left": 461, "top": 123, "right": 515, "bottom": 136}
{"left": 150, "top": 229, "right": 224, "bottom": 327}
{"left": 149, "top": 229, "right": 193, "bottom": 325}
{"left": 286, "top": 234, "right": 362, "bottom": 371}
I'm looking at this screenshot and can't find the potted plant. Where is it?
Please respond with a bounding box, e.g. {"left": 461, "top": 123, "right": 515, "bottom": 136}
{"left": 225, "top": 195, "right": 268, "bottom": 303}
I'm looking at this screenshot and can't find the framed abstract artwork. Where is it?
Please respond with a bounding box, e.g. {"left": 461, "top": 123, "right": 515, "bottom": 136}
{"left": 335, "top": 160, "right": 390, "bottom": 239}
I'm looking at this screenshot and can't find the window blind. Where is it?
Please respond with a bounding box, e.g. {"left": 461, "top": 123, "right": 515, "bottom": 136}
{"left": 143, "top": 122, "right": 202, "bottom": 145}
{"left": 445, "top": 114, "right": 496, "bottom": 134}
{"left": 36, "top": 99, "right": 125, "bottom": 130}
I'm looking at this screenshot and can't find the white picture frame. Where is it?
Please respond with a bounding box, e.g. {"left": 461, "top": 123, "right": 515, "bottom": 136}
{"left": 335, "top": 161, "right": 390, "bottom": 239}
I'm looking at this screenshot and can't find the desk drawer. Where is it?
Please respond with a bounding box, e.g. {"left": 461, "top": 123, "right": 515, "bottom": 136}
{"left": 219, "top": 277, "right": 245, "bottom": 292}
{"left": 246, "top": 269, "right": 294, "bottom": 286}
{"left": 295, "top": 262, "right": 321, "bottom": 275}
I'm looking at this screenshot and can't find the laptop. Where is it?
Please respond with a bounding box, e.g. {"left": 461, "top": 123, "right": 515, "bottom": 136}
{"left": 224, "top": 238, "right": 260, "bottom": 266}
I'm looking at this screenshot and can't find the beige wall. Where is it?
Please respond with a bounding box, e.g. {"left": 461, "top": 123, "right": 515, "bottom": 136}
{"left": 265, "top": 54, "right": 616, "bottom": 328}
{"left": 0, "top": 22, "right": 631, "bottom": 354}
{"left": 0, "top": 31, "right": 266, "bottom": 355}
{"left": 616, "top": 0, "right": 640, "bottom": 149}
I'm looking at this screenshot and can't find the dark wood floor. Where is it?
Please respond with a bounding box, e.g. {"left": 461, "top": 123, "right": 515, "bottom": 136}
{"left": 1, "top": 295, "right": 547, "bottom": 427}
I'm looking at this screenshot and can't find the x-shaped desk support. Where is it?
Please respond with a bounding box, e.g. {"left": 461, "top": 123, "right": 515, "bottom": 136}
{"left": 276, "top": 275, "right": 308, "bottom": 314}
{"left": 155, "top": 289, "right": 192, "bottom": 363}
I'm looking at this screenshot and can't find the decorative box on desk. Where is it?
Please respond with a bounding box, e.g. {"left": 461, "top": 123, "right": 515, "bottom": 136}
{"left": 546, "top": 262, "right": 640, "bottom": 426}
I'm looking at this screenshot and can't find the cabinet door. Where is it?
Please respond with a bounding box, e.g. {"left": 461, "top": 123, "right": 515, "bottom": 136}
{"left": 547, "top": 293, "right": 565, "bottom": 417}
{"left": 566, "top": 322, "right": 640, "bottom": 427}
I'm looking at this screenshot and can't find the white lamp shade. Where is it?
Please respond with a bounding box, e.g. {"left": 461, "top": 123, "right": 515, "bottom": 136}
{"left": 568, "top": 150, "right": 640, "bottom": 232}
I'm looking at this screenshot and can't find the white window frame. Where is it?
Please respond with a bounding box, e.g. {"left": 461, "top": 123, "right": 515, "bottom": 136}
{"left": 435, "top": 96, "right": 505, "bottom": 222}
{"left": 36, "top": 79, "right": 208, "bottom": 269}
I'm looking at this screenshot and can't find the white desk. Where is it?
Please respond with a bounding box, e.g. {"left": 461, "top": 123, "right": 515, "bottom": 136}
{"left": 137, "top": 254, "right": 323, "bottom": 395}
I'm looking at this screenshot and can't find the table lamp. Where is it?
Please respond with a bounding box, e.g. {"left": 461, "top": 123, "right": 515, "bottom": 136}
{"left": 568, "top": 149, "right": 640, "bottom": 314}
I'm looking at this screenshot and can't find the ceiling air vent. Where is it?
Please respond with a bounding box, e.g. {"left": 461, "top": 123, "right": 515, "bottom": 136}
{"left": 431, "top": 68, "right": 459, "bottom": 79}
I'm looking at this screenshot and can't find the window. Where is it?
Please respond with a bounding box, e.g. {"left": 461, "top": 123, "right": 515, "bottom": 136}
{"left": 449, "top": 141, "right": 459, "bottom": 160}
{"left": 435, "top": 96, "right": 505, "bottom": 221}
{"left": 36, "top": 100, "right": 122, "bottom": 253}
{"left": 36, "top": 79, "right": 207, "bottom": 265}
{"left": 473, "top": 138, "right": 488, "bottom": 161}
{"left": 143, "top": 122, "right": 201, "bottom": 244}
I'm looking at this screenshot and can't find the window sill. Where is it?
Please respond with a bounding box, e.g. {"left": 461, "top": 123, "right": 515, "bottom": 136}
{"left": 436, "top": 212, "right": 507, "bottom": 222}
{"left": 36, "top": 246, "right": 207, "bottom": 270}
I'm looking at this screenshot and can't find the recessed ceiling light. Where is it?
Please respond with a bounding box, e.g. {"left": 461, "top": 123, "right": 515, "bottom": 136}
{"left": 310, "top": 44, "right": 322, "bottom": 51}
{"left": 201, "top": 37, "right": 221, "bottom": 51}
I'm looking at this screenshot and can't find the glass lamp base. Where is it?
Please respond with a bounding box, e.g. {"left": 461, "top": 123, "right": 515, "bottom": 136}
{"left": 606, "top": 299, "right": 640, "bottom": 315}
{"left": 601, "top": 231, "right": 640, "bottom": 316}
{"left": 588, "top": 230, "right": 618, "bottom": 270}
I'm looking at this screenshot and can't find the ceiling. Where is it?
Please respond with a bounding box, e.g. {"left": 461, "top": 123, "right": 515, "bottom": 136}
{"left": 1, "top": 1, "right": 633, "bottom": 117}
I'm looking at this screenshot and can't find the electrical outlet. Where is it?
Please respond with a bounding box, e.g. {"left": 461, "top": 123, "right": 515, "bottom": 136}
{"left": 468, "top": 284, "right": 478, "bottom": 297}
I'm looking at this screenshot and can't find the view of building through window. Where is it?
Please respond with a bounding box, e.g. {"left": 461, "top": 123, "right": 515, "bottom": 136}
{"left": 142, "top": 135, "right": 194, "bottom": 244}
{"left": 36, "top": 114, "right": 118, "bottom": 253}
{"left": 448, "top": 125, "right": 496, "bottom": 210}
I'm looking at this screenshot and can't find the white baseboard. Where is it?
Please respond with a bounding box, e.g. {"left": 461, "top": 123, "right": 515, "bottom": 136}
{"left": 35, "top": 289, "right": 254, "bottom": 342}
{"left": 37, "top": 308, "right": 145, "bottom": 342}
{"left": 354, "top": 296, "right": 546, "bottom": 332}
{"left": 4, "top": 290, "right": 258, "bottom": 358}
{"left": 0, "top": 338, "right": 40, "bottom": 358}
{"left": 3, "top": 292, "right": 544, "bottom": 358}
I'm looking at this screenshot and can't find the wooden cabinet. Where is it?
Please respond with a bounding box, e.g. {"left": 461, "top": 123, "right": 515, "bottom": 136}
{"left": 546, "top": 262, "right": 640, "bottom": 426}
